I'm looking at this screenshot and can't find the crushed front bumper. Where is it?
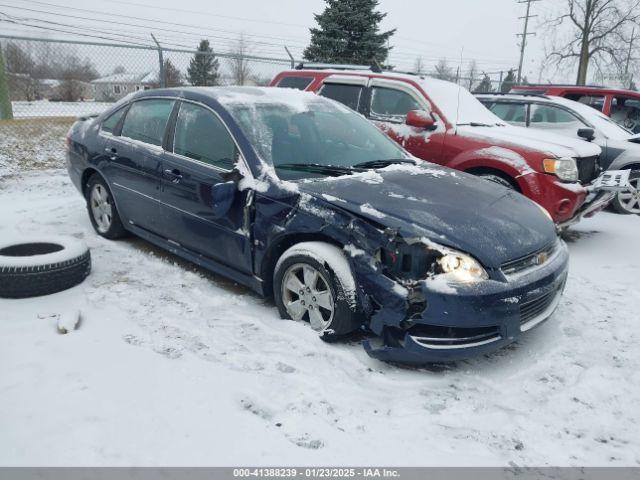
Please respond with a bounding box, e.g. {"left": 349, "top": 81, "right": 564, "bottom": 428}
{"left": 558, "top": 170, "right": 631, "bottom": 229}
{"left": 361, "top": 241, "right": 570, "bottom": 364}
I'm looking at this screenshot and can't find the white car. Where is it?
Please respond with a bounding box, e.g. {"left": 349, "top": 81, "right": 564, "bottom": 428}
{"left": 478, "top": 93, "right": 640, "bottom": 214}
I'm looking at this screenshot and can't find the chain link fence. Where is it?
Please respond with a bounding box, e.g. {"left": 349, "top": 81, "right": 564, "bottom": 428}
{"left": 0, "top": 35, "right": 512, "bottom": 176}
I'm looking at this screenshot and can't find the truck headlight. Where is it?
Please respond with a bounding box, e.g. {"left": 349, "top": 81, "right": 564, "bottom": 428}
{"left": 543, "top": 157, "right": 579, "bottom": 182}
{"left": 437, "top": 251, "right": 489, "bottom": 282}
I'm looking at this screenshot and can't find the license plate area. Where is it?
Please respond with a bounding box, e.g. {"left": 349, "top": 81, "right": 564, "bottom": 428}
{"left": 590, "top": 170, "right": 631, "bottom": 192}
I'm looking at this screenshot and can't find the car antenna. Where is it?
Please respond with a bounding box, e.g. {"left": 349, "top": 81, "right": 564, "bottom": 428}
{"left": 455, "top": 47, "right": 464, "bottom": 132}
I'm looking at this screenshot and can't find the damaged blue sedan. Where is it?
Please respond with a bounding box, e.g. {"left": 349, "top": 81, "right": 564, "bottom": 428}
{"left": 66, "top": 87, "right": 569, "bottom": 364}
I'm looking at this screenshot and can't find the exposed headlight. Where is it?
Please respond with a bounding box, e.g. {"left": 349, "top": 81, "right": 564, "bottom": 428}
{"left": 437, "top": 250, "right": 489, "bottom": 282}
{"left": 543, "top": 157, "right": 578, "bottom": 182}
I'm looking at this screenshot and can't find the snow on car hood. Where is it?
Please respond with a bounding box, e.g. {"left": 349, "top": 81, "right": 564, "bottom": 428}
{"left": 458, "top": 124, "right": 602, "bottom": 159}
{"left": 298, "top": 164, "right": 557, "bottom": 268}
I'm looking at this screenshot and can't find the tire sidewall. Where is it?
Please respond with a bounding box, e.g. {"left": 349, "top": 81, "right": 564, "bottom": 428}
{"left": 86, "top": 174, "right": 126, "bottom": 239}
{"left": 274, "top": 253, "right": 359, "bottom": 339}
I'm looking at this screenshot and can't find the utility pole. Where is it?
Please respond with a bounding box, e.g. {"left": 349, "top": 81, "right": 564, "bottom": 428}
{"left": 151, "top": 34, "right": 165, "bottom": 88}
{"left": 516, "top": 0, "right": 539, "bottom": 85}
{"left": 0, "top": 42, "right": 14, "bottom": 120}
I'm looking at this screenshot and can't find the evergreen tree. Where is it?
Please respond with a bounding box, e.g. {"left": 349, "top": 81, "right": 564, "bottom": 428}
{"left": 187, "top": 40, "right": 220, "bottom": 86}
{"left": 163, "top": 59, "right": 183, "bottom": 88}
{"left": 500, "top": 69, "right": 516, "bottom": 93}
{"left": 476, "top": 74, "right": 493, "bottom": 93}
{"left": 303, "top": 0, "right": 395, "bottom": 66}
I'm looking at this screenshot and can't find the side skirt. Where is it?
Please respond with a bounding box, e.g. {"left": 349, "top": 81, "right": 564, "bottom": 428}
{"left": 125, "top": 223, "right": 265, "bottom": 296}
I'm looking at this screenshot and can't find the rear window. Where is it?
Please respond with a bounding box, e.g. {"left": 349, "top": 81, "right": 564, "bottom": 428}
{"left": 319, "top": 83, "right": 363, "bottom": 111}
{"left": 120, "top": 99, "right": 175, "bottom": 147}
{"left": 277, "top": 76, "right": 314, "bottom": 90}
{"left": 101, "top": 108, "right": 126, "bottom": 134}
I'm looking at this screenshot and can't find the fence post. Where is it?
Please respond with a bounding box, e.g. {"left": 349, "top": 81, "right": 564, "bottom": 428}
{"left": 151, "top": 34, "right": 165, "bottom": 88}
{"left": 0, "top": 42, "right": 14, "bottom": 120}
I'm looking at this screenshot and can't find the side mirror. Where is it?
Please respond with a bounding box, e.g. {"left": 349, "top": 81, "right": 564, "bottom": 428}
{"left": 406, "top": 110, "right": 437, "bottom": 131}
{"left": 577, "top": 128, "right": 595, "bottom": 141}
{"left": 210, "top": 181, "right": 238, "bottom": 218}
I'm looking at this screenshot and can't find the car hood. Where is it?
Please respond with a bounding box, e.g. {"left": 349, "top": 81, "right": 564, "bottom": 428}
{"left": 297, "top": 164, "right": 557, "bottom": 268}
{"left": 458, "top": 124, "right": 601, "bottom": 158}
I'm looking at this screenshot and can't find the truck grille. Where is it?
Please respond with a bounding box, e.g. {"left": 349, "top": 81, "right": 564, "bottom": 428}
{"left": 577, "top": 156, "right": 599, "bottom": 184}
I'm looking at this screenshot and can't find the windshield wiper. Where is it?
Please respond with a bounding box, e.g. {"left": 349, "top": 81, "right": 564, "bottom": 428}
{"left": 457, "top": 122, "right": 495, "bottom": 127}
{"left": 276, "top": 163, "right": 361, "bottom": 176}
{"left": 354, "top": 159, "right": 416, "bottom": 169}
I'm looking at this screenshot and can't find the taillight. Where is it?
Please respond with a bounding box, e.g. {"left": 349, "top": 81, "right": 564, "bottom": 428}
{"left": 66, "top": 135, "right": 72, "bottom": 149}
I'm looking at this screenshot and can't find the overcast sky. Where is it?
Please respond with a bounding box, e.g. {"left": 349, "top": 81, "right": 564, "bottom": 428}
{"left": 1, "top": 0, "right": 565, "bottom": 81}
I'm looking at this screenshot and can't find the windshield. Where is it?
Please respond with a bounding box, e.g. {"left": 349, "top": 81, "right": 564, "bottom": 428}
{"left": 227, "top": 97, "right": 410, "bottom": 180}
{"left": 418, "top": 77, "right": 504, "bottom": 127}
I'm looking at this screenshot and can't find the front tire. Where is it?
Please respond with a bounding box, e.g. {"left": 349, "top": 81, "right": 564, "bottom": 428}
{"left": 274, "top": 243, "right": 360, "bottom": 339}
{"left": 611, "top": 170, "right": 640, "bottom": 215}
{"left": 477, "top": 173, "right": 516, "bottom": 190}
{"left": 86, "top": 174, "right": 128, "bottom": 239}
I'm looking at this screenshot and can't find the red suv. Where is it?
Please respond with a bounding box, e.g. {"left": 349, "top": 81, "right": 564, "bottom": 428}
{"left": 271, "top": 67, "right": 615, "bottom": 227}
{"left": 511, "top": 84, "right": 640, "bottom": 133}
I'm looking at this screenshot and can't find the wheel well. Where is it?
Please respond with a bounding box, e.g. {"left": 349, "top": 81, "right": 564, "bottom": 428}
{"left": 80, "top": 168, "right": 99, "bottom": 196}
{"left": 464, "top": 166, "right": 521, "bottom": 192}
{"left": 260, "top": 233, "right": 344, "bottom": 298}
{"left": 620, "top": 162, "right": 640, "bottom": 171}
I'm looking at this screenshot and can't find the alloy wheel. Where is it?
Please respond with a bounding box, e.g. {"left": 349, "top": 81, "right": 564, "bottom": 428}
{"left": 90, "top": 184, "right": 113, "bottom": 233}
{"left": 616, "top": 177, "right": 640, "bottom": 214}
{"left": 281, "top": 263, "right": 335, "bottom": 332}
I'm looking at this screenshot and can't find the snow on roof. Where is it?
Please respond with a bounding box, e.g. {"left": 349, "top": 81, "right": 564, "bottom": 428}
{"left": 91, "top": 72, "right": 157, "bottom": 84}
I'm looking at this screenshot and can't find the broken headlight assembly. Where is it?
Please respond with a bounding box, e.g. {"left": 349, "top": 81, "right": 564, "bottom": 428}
{"left": 378, "top": 239, "right": 488, "bottom": 283}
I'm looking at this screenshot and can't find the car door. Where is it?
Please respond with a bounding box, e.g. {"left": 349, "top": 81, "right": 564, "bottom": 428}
{"left": 366, "top": 80, "right": 445, "bottom": 163}
{"left": 100, "top": 98, "right": 175, "bottom": 233}
{"left": 158, "top": 100, "right": 253, "bottom": 274}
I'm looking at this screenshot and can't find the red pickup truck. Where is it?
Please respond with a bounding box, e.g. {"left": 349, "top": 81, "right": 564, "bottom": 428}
{"left": 271, "top": 67, "right": 616, "bottom": 228}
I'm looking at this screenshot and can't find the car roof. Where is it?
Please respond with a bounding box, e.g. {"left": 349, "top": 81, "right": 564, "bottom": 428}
{"left": 511, "top": 84, "right": 640, "bottom": 97}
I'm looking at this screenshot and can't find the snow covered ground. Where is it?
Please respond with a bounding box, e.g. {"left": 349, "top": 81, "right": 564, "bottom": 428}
{"left": 1, "top": 166, "right": 639, "bottom": 466}
{"left": 11, "top": 100, "right": 112, "bottom": 119}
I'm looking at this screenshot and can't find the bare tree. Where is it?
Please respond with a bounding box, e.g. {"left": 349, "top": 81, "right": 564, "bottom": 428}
{"left": 414, "top": 56, "right": 425, "bottom": 74}
{"left": 433, "top": 58, "right": 455, "bottom": 81}
{"left": 466, "top": 59, "right": 478, "bottom": 90}
{"left": 546, "top": 0, "right": 640, "bottom": 85}
{"left": 229, "top": 34, "right": 252, "bottom": 86}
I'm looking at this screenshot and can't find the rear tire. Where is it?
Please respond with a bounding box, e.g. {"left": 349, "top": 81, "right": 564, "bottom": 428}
{"left": 86, "top": 174, "right": 128, "bottom": 239}
{"left": 610, "top": 170, "right": 640, "bottom": 215}
{"left": 274, "top": 243, "right": 361, "bottom": 340}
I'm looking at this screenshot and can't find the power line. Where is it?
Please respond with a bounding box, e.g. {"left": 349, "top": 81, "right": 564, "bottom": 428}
{"left": 516, "top": 0, "right": 539, "bottom": 83}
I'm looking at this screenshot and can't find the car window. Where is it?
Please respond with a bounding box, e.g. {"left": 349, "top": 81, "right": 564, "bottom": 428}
{"left": 529, "top": 104, "right": 587, "bottom": 134}
{"left": 277, "top": 76, "right": 314, "bottom": 90}
{"left": 173, "top": 102, "right": 238, "bottom": 171}
{"left": 564, "top": 94, "right": 605, "bottom": 112}
{"left": 318, "top": 83, "right": 363, "bottom": 111}
{"left": 370, "top": 87, "right": 421, "bottom": 121}
{"left": 611, "top": 96, "right": 640, "bottom": 132}
{"left": 120, "top": 99, "right": 175, "bottom": 147}
{"left": 101, "top": 107, "right": 126, "bottom": 134}
{"left": 488, "top": 102, "right": 527, "bottom": 126}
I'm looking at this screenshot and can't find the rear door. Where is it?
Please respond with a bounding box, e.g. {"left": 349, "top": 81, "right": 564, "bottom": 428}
{"left": 317, "top": 75, "right": 369, "bottom": 112}
{"left": 100, "top": 98, "right": 175, "bottom": 233}
{"left": 158, "top": 100, "right": 253, "bottom": 274}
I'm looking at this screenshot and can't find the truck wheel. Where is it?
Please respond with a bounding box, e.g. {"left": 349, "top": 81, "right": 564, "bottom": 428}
{"left": 274, "top": 242, "right": 361, "bottom": 340}
{"left": 611, "top": 171, "right": 640, "bottom": 215}
{"left": 0, "top": 236, "right": 91, "bottom": 299}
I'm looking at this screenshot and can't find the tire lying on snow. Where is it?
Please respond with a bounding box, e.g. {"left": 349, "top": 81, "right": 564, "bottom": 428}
{"left": 0, "top": 236, "right": 91, "bottom": 299}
